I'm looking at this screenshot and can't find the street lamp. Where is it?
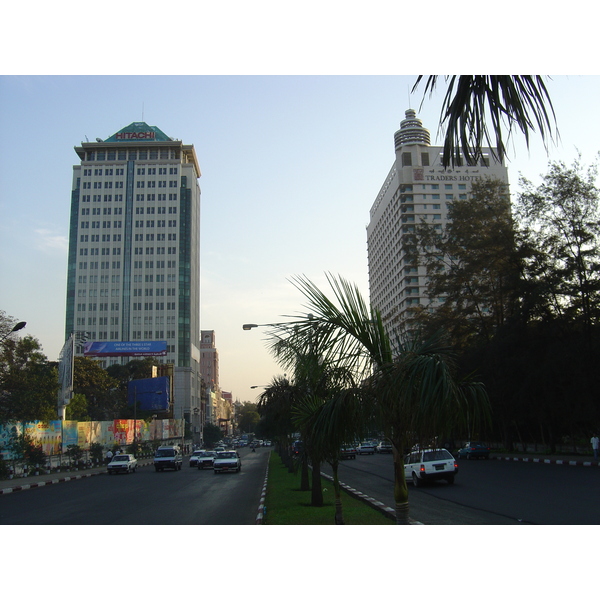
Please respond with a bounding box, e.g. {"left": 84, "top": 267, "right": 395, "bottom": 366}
{"left": 1, "top": 321, "right": 26, "bottom": 343}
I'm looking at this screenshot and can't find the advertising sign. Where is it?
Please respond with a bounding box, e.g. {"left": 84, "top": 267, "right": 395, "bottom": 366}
{"left": 83, "top": 341, "right": 167, "bottom": 357}
{"left": 128, "top": 377, "right": 170, "bottom": 411}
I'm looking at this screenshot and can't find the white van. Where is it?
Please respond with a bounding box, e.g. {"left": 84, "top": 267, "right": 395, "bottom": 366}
{"left": 154, "top": 445, "right": 183, "bottom": 472}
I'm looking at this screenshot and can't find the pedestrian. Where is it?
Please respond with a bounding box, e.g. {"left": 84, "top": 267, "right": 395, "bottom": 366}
{"left": 106, "top": 449, "right": 113, "bottom": 464}
{"left": 591, "top": 434, "right": 600, "bottom": 460}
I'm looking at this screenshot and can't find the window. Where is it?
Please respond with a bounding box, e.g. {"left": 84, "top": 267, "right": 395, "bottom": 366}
{"left": 402, "top": 152, "right": 412, "bottom": 166}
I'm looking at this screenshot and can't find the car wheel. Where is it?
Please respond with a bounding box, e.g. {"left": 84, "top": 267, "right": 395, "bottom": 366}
{"left": 466, "top": 453, "right": 471, "bottom": 460}
{"left": 412, "top": 472, "right": 421, "bottom": 487}
{"left": 446, "top": 475, "right": 455, "bottom": 484}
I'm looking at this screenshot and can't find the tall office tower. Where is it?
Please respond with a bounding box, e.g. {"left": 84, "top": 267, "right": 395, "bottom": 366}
{"left": 65, "top": 122, "right": 202, "bottom": 429}
{"left": 366, "top": 109, "right": 509, "bottom": 343}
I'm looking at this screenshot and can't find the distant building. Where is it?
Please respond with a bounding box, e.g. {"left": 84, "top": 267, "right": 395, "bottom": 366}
{"left": 200, "top": 330, "right": 219, "bottom": 389}
{"left": 366, "top": 109, "right": 509, "bottom": 342}
{"left": 65, "top": 122, "right": 202, "bottom": 432}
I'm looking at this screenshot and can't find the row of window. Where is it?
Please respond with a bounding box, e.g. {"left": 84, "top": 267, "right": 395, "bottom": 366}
{"left": 136, "top": 180, "right": 178, "bottom": 188}
{"left": 77, "top": 260, "right": 178, "bottom": 270}
{"left": 80, "top": 234, "right": 122, "bottom": 243}
{"left": 81, "top": 206, "right": 177, "bottom": 217}
{"left": 77, "top": 301, "right": 177, "bottom": 311}
{"left": 79, "top": 219, "right": 177, "bottom": 229}
{"left": 135, "top": 206, "right": 177, "bottom": 214}
{"left": 84, "top": 149, "right": 180, "bottom": 161}
{"left": 83, "top": 167, "right": 179, "bottom": 177}
{"left": 82, "top": 181, "right": 124, "bottom": 189}
{"left": 80, "top": 193, "right": 178, "bottom": 202}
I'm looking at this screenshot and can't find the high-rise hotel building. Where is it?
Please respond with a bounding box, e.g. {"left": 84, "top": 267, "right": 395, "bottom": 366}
{"left": 367, "top": 109, "right": 509, "bottom": 343}
{"left": 65, "top": 122, "right": 202, "bottom": 426}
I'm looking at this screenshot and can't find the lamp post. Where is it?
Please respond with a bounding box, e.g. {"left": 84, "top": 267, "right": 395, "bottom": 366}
{"left": 1, "top": 321, "right": 26, "bottom": 343}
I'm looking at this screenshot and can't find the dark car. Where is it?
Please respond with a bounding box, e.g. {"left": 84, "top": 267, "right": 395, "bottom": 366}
{"left": 457, "top": 442, "right": 490, "bottom": 460}
{"left": 340, "top": 445, "right": 357, "bottom": 460}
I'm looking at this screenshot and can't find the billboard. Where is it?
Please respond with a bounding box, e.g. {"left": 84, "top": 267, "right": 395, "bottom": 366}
{"left": 128, "top": 377, "right": 170, "bottom": 412}
{"left": 83, "top": 341, "right": 167, "bottom": 357}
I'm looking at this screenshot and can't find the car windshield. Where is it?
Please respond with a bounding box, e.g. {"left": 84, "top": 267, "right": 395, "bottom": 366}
{"left": 156, "top": 449, "right": 175, "bottom": 457}
{"left": 113, "top": 455, "right": 128, "bottom": 461}
{"left": 192, "top": 451, "right": 203, "bottom": 456}
{"left": 217, "top": 452, "right": 236, "bottom": 459}
{"left": 423, "top": 450, "right": 453, "bottom": 461}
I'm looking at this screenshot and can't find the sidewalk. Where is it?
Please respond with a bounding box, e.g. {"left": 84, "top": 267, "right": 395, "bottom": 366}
{"left": 0, "top": 458, "right": 156, "bottom": 495}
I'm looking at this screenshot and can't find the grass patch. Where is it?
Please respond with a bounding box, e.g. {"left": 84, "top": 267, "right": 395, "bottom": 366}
{"left": 264, "top": 451, "right": 393, "bottom": 525}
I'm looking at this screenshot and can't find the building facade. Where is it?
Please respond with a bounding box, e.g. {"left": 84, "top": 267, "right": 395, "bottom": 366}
{"left": 65, "top": 122, "right": 202, "bottom": 431}
{"left": 366, "top": 109, "right": 509, "bottom": 342}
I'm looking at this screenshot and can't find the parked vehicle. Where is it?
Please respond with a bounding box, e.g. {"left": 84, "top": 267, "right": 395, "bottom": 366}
{"left": 404, "top": 448, "right": 458, "bottom": 486}
{"left": 457, "top": 442, "right": 491, "bottom": 460}
{"left": 154, "top": 446, "right": 183, "bottom": 472}
{"left": 340, "top": 445, "right": 357, "bottom": 460}
{"left": 213, "top": 451, "right": 241, "bottom": 474}
{"left": 376, "top": 441, "right": 393, "bottom": 453}
{"left": 107, "top": 453, "right": 137, "bottom": 474}
{"left": 357, "top": 442, "right": 376, "bottom": 455}
{"left": 196, "top": 451, "right": 216, "bottom": 469}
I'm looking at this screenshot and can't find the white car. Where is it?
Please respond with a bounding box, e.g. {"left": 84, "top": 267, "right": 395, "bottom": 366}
{"left": 357, "top": 442, "right": 376, "bottom": 455}
{"left": 404, "top": 448, "right": 458, "bottom": 486}
{"left": 107, "top": 454, "right": 138, "bottom": 474}
{"left": 189, "top": 450, "right": 206, "bottom": 467}
{"left": 376, "top": 442, "right": 393, "bottom": 453}
{"left": 196, "top": 451, "right": 217, "bottom": 469}
{"left": 213, "top": 451, "right": 241, "bottom": 474}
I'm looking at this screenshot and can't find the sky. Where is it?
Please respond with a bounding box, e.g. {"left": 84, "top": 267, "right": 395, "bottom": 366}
{"left": 2, "top": 74, "right": 600, "bottom": 406}
{"left": 1, "top": 2, "right": 596, "bottom": 587}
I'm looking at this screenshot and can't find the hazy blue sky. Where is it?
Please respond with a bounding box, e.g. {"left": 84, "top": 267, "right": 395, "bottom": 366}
{"left": 2, "top": 75, "right": 600, "bottom": 404}
{"left": 1, "top": 2, "right": 595, "bottom": 585}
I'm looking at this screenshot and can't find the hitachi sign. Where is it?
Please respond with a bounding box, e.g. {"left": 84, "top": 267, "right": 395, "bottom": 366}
{"left": 115, "top": 131, "right": 155, "bottom": 140}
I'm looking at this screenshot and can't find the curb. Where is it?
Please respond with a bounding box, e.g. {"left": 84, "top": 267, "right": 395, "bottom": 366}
{"left": 321, "top": 472, "right": 423, "bottom": 525}
{"left": 0, "top": 471, "right": 104, "bottom": 494}
{"left": 255, "top": 451, "right": 271, "bottom": 524}
{"left": 492, "top": 456, "right": 600, "bottom": 467}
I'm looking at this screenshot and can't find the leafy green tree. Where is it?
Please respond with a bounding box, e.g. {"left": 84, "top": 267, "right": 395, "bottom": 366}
{"left": 73, "top": 356, "right": 119, "bottom": 420}
{"left": 202, "top": 423, "right": 222, "bottom": 448}
{"left": 412, "top": 75, "right": 557, "bottom": 167}
{"left": 65, "top": 393, "right": 89, "bottom": 421}
{"left": 236, "top": 402, "right": 260, "bottom": 433}
{"left": 516, "top": 156, "right": 600, "bottom": 339}
{"left": 0, "top": 333, "right": 57, "bottom": 423}
{"left": 409, "top": 178, "right": 522, "bottom": 348}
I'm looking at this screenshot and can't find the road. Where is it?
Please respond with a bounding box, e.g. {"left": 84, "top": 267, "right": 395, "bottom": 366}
{"left": 324, "top": 452, "right": 600, "bottom": 524}
{"left": 0, "top": 447, "right": 269, "bottom": 525}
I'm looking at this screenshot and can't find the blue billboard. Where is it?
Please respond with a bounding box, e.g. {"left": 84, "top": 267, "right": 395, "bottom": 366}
{"left": 84, "top": 341, "right": 167, "bottom": 357}
{"left": 128, "top": 377, "right": 170, "bottom": 411}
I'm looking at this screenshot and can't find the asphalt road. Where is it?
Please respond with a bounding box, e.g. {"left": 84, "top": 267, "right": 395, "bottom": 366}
{"left": 325, "top": 452, "right": 600, "bottom": 524}
{"left": 0, "top": 448, "right": 269, "bottom": 525}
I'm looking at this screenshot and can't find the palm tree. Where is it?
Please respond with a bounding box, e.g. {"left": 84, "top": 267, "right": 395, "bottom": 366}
{"left": 256, "top": 375, "right": 296, "bottom": 471}
{"left": 268, "top": 273, "right": 490, "bottom": 524}
{"left": 412, "top": 75, "right": 557, "bottom": 168}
